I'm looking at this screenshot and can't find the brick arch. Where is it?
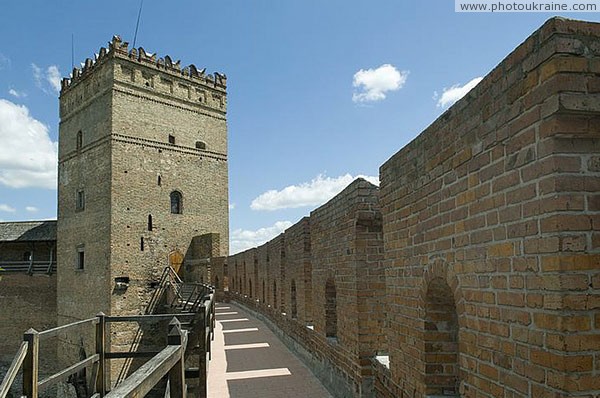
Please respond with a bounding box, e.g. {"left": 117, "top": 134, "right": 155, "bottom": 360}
{"left": 420, "top": 258, "right": 465, "bottom": 322}
{"left": 419, "top": 258, "right": 463, "bottom": 397}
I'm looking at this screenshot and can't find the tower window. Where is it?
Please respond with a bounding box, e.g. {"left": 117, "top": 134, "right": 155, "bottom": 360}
{"left": 148, "top": 215, "right": 153, "bottom": 231}
{"left": 76, "top": 131, "right": 83, "bottom": 151}
{"left": 168, "top": 135, "right": 175, "bottom": 145}
{"left": 157, "top": 175, "right": 162, "bottom": 186}
{"left": 170, "top": 191, "right": 182, "bottom": 214}
{"left": 76, "top": 190, "right": 85, "bottom": 211}
{"left": 195, "top": 141, "right": 206, "bottom": 150}
{"left": 141, "top": 237, "right": 145, "bottom": 251}
{"left": 76, "top": 246, "right": 85, "bottom": 270}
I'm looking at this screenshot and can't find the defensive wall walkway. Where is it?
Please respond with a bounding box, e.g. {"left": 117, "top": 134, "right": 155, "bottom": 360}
{"left": 208, "top": 302, "right": 331, "bottom": 398}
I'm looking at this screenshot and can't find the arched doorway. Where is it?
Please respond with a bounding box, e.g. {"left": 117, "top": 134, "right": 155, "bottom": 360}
{"left": 168, "top": 249, "right": 184, "bottom": 276}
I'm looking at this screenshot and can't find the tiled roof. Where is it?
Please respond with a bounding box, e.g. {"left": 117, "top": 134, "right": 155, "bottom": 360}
{"left": 0, "top": 220, "right": 57, "bottom": 242}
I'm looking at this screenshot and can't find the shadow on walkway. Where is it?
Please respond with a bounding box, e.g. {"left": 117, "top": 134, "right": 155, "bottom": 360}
{"left": 207, "top": 302, "right": 332, "bottom": 398}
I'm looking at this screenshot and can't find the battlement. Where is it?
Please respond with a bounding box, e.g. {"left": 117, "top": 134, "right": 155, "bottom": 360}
{"left": 60, "top": 35, "right": 227, "bottom": 94}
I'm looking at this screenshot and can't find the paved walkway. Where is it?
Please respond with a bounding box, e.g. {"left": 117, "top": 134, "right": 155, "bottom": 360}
{"left": 207, "top": 302, "right": 332, "bottom": 398}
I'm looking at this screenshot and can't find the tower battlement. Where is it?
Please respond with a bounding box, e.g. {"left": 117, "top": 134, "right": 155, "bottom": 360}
{"left": 60, "top": 35, "right": 227, "bottom": 94}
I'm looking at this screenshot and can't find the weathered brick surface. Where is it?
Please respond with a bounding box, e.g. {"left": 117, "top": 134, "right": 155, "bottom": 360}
{"left": 211, "top": 179, "right": 386, "bottom": 396}
{"left": 283, "top": 217, "right": 312, "bottom": 323}
{"left": 208, "top": 17, "right": 600, "bottom": 398}
{"left": 56, "top": 36, "right": 229, "bottom": 382}
{"left": 379, "top": 17, "right": 600, "bottom": 398}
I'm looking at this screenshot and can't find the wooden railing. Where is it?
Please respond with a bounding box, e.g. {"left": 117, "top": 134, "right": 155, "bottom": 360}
{"left": 0, "top": 275, "right": 216, "bottom": 398}
{"left": 0, "top": 341, "right": 28, "bottom": 398}
{"left": 103, "top": 318, "right": 188, "bottom": 398}
{"left": 0, "top": 260, "right": 56, "bottom": 275}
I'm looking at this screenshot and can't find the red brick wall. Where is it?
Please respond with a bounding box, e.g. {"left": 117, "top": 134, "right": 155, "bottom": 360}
{"left": 379, "top": 17, "right": 600, "bottom": 398}
{"left": 206, "top": 17, "right": 600, "bottom": 398}
{"left": 310, "top": 179, "right": 386, "bottom": 393}
{"left": 217, "top": 179, "right": 386, "bottom": 395}
{"left": 283, "top": 217, "right": 312, "bottom": 323}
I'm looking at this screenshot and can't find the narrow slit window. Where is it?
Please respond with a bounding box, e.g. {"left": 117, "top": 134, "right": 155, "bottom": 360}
{"left": 76, "top": 246, "right": 85, "bottom": 270}
{"left": 168, "top": 134, "right": 175, "bottom": 145}
{"left": 148, "top": 214, "right": 153, "bottom": 231}
{"left": 76, "top": 190, "right": 85, "bottom": 211}
{"left": 141, "top": 237, "right": 144, "bottom": 251}
{"left": 76, "top": 130, "right": 83, "bottom": 151}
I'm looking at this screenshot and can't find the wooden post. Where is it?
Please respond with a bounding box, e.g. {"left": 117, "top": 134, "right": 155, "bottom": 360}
{"left": 27, "top": 249, "right": 34, "bottom": 275}
{"left": 23, "top": 328, "right": 39, "bottom": 398}
{"left": 96, "top": 312, "right": 107, "bottom": 396}
{"left": 211, "top": 297, "right": 215, "bottom": 341}
{"left": 46, "top": 247, "right": 54, "bottom": 275}
{"left": 198, "top": 306, "right": 207, "bottom": 398}
{"left": 168, "top": 318, "right": 185, "bottom": 398}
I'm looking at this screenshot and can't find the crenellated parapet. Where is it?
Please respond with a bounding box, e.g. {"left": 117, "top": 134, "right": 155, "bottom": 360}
{"left": 60, "top": 35, "right": 227, "bottom": 94}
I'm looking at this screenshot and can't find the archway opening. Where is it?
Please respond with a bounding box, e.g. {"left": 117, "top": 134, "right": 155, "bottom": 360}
{"left": 424, "top": 277, "right": 459, "bottom": 396}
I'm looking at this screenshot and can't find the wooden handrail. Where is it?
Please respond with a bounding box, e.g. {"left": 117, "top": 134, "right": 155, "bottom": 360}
{"left": 0, "top": 341, "right": 28, "bottom": 398}
{"left": 5, "top": 265, "right": 217, "bottom": 398}
{"left": 104, "top": 313, "right": 195, "bottom": 323}
{"left": 38, "top": 317, "right": 98, "bottom": 339}
{"left": 104, "top": 346, "right": 182, "bottom": 397}
{"left": 104, "top": 321, "right": 188, "bottom": 398}
{"left": 38, "top": 354, "right": 99, "bottom": 391}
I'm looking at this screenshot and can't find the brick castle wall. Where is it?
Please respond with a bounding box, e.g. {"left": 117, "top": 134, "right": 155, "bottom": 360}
{"left": 211, "top": 17, "right": 600, "bottom": 398}
{"left": 379, "top": 17, "right": 600, "bottom": 397}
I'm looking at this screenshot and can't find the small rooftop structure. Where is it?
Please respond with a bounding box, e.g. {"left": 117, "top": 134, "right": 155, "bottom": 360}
{"left": 0, "top": 220, "right": 57, "bottom": 242}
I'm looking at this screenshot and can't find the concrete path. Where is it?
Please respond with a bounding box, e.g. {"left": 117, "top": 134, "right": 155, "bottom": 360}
{"left": 207, "top": 302, "right": 332, "bottom": 398}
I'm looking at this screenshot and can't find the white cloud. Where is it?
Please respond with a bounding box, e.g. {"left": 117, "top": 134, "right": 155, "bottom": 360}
{"left": 46, "top": 66, "right": 61, "bottom": 93}
{"left": 352, "top": 64, "right": 408, "bottom": 103}
{"left": 8, "top": 89, "right": 26, "bottom": 98}
{"left": 0, "top": 204, "right": 16, "bottom": 213}
{"left": 251, "top": 173, "right": 379, "bottom": 211}
{"left": 230, "top": 221, "right": 293, "bottom": 254}
{"left": 32, "top": 63, "right": 61, "bottom": 94}
{"left": 25, "top": 206, "right": 39, "bottom": 212}
{"left": 0, "top": 99, "right": 58, "bottom": 189}
{"left": 435, "top": 77, "right": 483, "bottom": 108}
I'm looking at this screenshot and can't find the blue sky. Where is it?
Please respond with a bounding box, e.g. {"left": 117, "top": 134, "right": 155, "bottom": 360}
{"left": 0, "top": 1, "right": 599, "bottom": 253}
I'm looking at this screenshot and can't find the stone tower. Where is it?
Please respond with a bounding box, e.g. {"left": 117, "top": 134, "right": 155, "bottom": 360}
{"left": 56, "top": 35, "right": 228, "bottom": 345}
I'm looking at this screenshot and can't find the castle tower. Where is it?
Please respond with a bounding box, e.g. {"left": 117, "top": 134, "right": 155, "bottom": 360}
{"left": 56, "top": 36, "right": 229, "bottom": 357}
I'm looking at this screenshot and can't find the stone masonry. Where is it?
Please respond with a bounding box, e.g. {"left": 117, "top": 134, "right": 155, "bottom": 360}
{"left": 56, "top": 35, "right": 229, "bottom": 380}
{"left": 2, "top": 16, "right": 600, "bottom": 398}
{"left": 210, "top": 18, "right": 600, "bottom": 398}
{"left": 217, "top": 179, "right": 387, "bottom": 396}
